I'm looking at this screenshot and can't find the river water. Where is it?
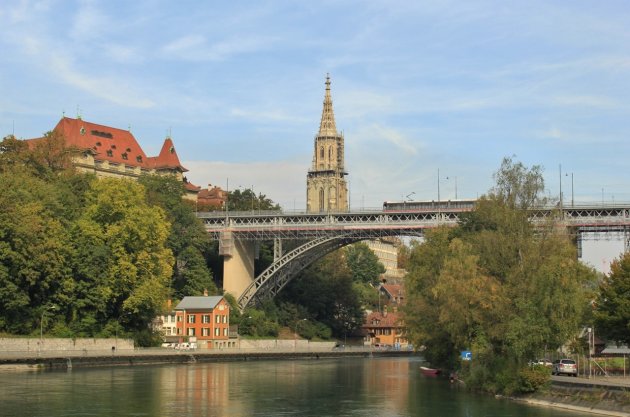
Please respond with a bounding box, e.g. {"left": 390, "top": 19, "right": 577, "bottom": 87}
{"left": 0, "top": 356, "right": 592, "bottom": 417}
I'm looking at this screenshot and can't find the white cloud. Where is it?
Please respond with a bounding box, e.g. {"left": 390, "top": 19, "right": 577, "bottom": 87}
{"left": 161, "top": 34, "right": 276, "bottom": 61}
{"left": 48, "top": 56, "right": 155, "bottom": 108}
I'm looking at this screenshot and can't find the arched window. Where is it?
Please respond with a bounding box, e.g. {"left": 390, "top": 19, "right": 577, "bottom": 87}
{"left": 320, "top": 147, "right": 324, "bottom": 159}
{"left": 319, "top": 188, "right": 325, "bottom": 211}
{"left": 329, "top": 147, "right": 333, "bottom": 161}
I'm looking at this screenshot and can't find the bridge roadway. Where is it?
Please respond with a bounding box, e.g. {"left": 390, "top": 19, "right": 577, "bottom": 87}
{"left": 196, "top": 203, "right": 630, "bottom": 310}
{"left": 198, "top": 203, "right": 630, "bottom": 240}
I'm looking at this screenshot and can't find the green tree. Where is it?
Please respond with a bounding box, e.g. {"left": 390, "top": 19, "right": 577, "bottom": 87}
{"left": 281, "top": 250, "right": 364, "bottom": 338}
{"left": 0, "top": 170, "right": 74, "bottom": 334}
{"left": 71, "top": 178, "right": 174, "bottom": 336}
{"left": 403, "top": 158, "right": 597, "bottom": 394}
{"left": 227, "top": 188, "right": 280, "bottom": 212}
{"left": 594, "top": 252, "right": 630, "bottom": 344}
{"left": 138, "top": 175, "right": 218, "bottom": 299}
{"left": 345, "top": 242, "right": 385, "bottom": 285}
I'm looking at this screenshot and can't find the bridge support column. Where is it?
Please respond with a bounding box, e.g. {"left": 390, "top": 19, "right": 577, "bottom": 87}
{"left": 223, "top": 239, "right": 256, "bottom": 300}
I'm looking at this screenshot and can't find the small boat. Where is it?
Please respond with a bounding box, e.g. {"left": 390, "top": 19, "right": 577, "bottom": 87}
{"left": 420, "top": 366, "right": 441, "bottom": 376}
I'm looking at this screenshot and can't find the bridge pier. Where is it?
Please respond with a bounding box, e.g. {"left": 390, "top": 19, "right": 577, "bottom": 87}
{"left": 222, "top": 238, "right": 257, "bottom": 300}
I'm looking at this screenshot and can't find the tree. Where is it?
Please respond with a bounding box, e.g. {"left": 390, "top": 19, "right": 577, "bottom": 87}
{"left": 594, "top": 252, "right": 630, "bottom": 344}
{"left": 280, "top": 250, "right": 364, "bottom": 338}
{"left": 403, "top": 157, "right": 597, "bottom": 394}
{"left": 71, "top": 178, "right": 174, "bottom": 335}
{"left": 0, "top": 170, "right": 74, "bottom": 334}
{"left": 138, "top": 175, "right": 218, "bottom": 299}
{"left": 345, "top": 242, "right": 385, "bottom": 285}
{"left": 227, "top": 188, "right": 280, "bottom": 212}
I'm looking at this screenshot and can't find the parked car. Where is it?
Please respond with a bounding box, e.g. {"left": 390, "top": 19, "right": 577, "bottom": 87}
{"left": 552, "top": 359, "right": 577, "bottom": 376}
{"left": 531, "top": 358, "right": 553, "bottom": 367}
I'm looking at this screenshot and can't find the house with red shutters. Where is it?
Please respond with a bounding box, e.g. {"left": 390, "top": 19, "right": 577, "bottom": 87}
{"left": 174, "top": 295, "right": 233, "bottom": 349}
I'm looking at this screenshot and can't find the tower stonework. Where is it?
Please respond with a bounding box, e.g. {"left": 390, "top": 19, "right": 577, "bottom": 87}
{"left": 306, "top": 75, "right": 349, "bottom": 212}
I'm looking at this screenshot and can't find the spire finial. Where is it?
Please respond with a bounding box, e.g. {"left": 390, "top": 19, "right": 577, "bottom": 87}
{"left": 318, "top": 74, "right": 337, "bottom": 137}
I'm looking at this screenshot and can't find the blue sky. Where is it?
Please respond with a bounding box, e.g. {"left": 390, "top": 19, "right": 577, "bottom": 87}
{"left": 2, "top": 0, "right": 630, "bottom": 210}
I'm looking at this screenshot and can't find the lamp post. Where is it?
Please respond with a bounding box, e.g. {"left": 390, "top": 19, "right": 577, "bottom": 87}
{"left": 446, "top": 176, "right": 458, "bottom": 200}
{"left": 115, "top": 312, "right": 132, "bottom": 351}
{"left": 565, "top": 172, "right": 574, "bottom": 207}
{"left": 40, "top": 304, "right": 56, "bottom": 341}
{"left": 294, "top": 318, "right": 307, "bottom": 350}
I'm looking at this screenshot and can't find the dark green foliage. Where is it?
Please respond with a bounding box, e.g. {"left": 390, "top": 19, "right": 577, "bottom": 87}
{"left": 227, "top": 188, "right": 280, "bottom": 212}
{"left": 595, "top": 252, "right": 630, "bottom": 344}
{"left": 403, "top": 157, "right": 597, "bottom": 395}
{"left": 345, "top": 242, "right": 385, "bottom": 285}
{"left": 138, "top": 175, "right": 218, "bottom": 298}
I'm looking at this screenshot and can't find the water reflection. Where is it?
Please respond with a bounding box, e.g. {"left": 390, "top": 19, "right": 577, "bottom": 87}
{"left": 0, "top": 357, "right": 593, "bottom": 416}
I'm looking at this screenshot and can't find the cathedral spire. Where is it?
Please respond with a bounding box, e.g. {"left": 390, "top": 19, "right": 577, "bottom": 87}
{"left": 318, "top": 74, "right": 337, "bottom": 137}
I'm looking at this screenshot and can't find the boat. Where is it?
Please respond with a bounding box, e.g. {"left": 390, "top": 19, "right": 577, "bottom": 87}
{"left": 420, "top": 366, "right": 441, "bottom": 376}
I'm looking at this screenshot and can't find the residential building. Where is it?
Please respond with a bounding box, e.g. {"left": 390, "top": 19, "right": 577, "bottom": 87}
{"left": 363, "top": 307, "right": 409, "bottom": 350}
{"left": 174, "top": 296, "right": 233, "bottom": 349}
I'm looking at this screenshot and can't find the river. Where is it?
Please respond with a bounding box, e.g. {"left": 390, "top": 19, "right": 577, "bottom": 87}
{"left": 0, "top": 356, "right": 593, "bottom": 416}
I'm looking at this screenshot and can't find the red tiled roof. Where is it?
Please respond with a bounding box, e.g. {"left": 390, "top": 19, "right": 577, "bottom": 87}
{"left": 147, "top": 137, "right": 187, "bottom": 172}
{"left": 26, "top": 117, "right": 187, "bottom": 172}
{"left": 363, "top": 311, "right": 402, "bottom": 328}
{"left": 381, "top": 284, "right": 404, "bottom": 298}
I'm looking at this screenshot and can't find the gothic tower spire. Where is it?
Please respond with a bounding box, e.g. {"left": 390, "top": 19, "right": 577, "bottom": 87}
{"left": 318, "top": 74, "right": 337, "bottom": 137}
{"left": 306, "top": 75, "right": 349, "bottom": 213}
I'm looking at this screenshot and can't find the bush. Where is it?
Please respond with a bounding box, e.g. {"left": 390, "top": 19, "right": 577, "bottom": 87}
{"left": 518, "top": 365, "right": 551, "bottom": 393}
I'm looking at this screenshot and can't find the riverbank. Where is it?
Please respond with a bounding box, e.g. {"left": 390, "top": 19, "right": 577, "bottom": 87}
{"left": 0, "top": 347, "right": 415, "bottom": 371}
{"left": 512, "top": 376, "right": 630, "bottom": 416}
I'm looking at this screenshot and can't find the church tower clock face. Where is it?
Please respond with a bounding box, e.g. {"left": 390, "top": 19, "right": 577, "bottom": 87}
{"left": 306, "top": 75, "right": 349, "bottom": 213}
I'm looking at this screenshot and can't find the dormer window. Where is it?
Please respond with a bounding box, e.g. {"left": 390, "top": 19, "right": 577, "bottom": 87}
{"left": 106, "top": 149, "right": 113, "bottom": 157}
{"left": 136, "top": 155, "right": 143, "bottom": 163}
{"left": 111, "top": 145, "right": 117, "bottom": 149}
{"left": 80, "top": 127, "right": 86, "bottom": 135}
{"left": 126, "top": 147, "right": 131, "bottom": 152}
{"left": 169, "top": 146, "right": 175, "bottom": 154}
{"left": 121, "top": 152, "right": 128, "bottom": 160}
{"left": 96, "top": 141, "right": 102, "bottom": 146}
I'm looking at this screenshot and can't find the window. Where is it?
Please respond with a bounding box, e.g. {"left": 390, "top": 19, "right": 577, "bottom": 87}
{"left": 121, "top": 152, "right": 128, "bottom": 160}
{"left": 187, "top": 328, "right": 195, "bottom": 336}
{"left": 215, "top": 328, "right": 220, "bottom": 336}
{"left": 320, "top": 147, "right": 324, "bottom": 158}
{"left": 223, "top": 328, "right": 228, "bottom": 336}
{"left": 106, "top": 150, "right": 113, "bottom": 157}
{"left": 202, "top": 315, "right": 210, "bottom": 323}
{"left": 202, "top": 328, "right": 210, "bottom": 336}
{"left": 222, "top": 315, "right": 227, "bottom": 324}
{"left": 187, "top": 315, "right": 196, "bottom": 324}
{"left": 177, "top": 315, "right": 182, "bottom": 322}
{"left": 136, "top": 155, "right": 142, "bottom": 163}
{"left": 216, "top": 315, "right": 220, "bottom": 324}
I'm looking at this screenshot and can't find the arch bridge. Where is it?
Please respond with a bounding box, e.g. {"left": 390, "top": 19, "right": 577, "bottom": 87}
{"left": 197, "top": 203, "right": 630, "bottom": 310}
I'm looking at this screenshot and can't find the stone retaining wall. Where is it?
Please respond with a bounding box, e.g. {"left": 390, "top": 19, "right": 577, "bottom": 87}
{"left": 0, "top": 337, "right": 134, "bottom": 353}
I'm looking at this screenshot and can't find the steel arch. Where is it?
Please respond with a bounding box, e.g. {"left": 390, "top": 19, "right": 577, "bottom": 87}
{"left": 237, "top": 230, "right": 421, "bottom": 310}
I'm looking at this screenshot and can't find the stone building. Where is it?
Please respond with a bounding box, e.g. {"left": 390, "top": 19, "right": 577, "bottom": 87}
{"left": 26, "top": 116, "right": 201, "bottom": 200}
{"left": 306, "top": 75, "right": 349, "bottom": 212}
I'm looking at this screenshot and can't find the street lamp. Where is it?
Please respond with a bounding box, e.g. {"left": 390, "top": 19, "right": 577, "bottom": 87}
{"left": 40, "top": 304, "right": 57, "bottom": 341}
{"left": 115, "top": 312, "right": 132, "bottom": 350}
{"left": 565, "top": 172, "right": 574, "bottom": 207}
{"left": 446, "top": 176, "right": 458, "bottom": 200}
{"left": 294, "top": 318, "right": 307, "bottom": 350}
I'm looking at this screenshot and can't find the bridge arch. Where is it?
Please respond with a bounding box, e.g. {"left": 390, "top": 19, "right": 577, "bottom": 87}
{"left": 237, "top": 230, "right": 422, "bottom": 310}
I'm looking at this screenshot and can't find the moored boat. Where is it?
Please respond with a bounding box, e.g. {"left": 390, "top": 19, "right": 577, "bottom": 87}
{"left": 420, "top": 366, "right": 440, "bottom": 376}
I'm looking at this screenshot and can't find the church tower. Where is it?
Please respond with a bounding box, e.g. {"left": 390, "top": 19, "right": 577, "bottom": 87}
{"left": 307, "top": 75, "right": 349, "bottom": 212}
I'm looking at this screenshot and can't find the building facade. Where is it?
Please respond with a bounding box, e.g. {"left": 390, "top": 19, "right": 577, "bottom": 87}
{"left": 174, "top": 296, "right": 233, "bottom": 349}
{"left": 26, "top": 116, "right": 201, "bottom": 200}
{"left": 306, "top": 75, "right": 349, "bottom": 212}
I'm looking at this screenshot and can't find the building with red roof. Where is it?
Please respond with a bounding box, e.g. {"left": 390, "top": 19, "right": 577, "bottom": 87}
{"left": 26, "top": 116, "right": 202, "bottom": 200}
{"left": 362, "top": 307, "right": 410, "bottom": 349}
